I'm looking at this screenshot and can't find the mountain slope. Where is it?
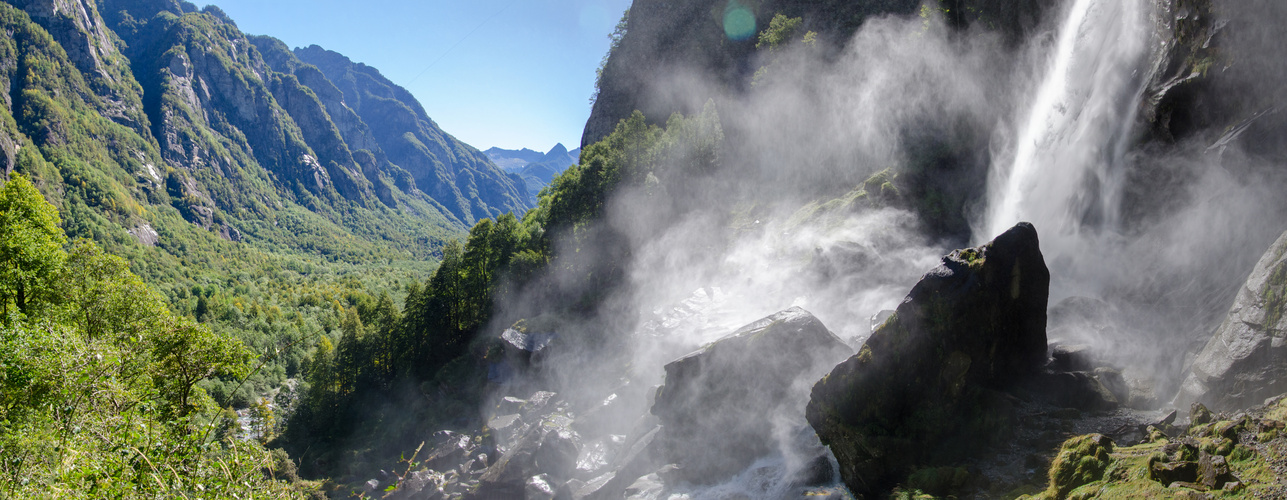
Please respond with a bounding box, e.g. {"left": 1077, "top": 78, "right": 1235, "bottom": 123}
{"left": 0, "top": 0, "right": 529, "bottom": 263}
{"left": 294, "top": 44, "right": 528, "bottom": 226}
{"left": 0, "top": 0, "right": 535, "bottom": 411}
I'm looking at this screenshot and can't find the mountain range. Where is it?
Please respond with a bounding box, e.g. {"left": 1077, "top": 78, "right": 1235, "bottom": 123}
{"left": 0, "top": 0, "right": 530, "bottom": 277}
{"left": 485, "top": 143, "right": 579, "bottom": 200}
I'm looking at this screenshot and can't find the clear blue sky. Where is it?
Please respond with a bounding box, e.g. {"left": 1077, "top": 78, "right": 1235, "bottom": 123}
{"left": 210, "top": 0, "right": 631, "bottom": 151}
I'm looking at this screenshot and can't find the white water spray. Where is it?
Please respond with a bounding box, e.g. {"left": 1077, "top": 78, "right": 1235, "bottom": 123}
{"left": 983, "top": 0, "right": 1151, "bottom": 244}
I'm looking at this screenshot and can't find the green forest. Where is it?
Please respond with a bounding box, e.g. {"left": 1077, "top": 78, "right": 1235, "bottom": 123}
{"left": 0, "top": 91, "right": 724, "bottom": 495}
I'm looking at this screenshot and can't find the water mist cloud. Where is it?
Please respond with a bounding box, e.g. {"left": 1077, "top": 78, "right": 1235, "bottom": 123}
{"left": 483, "top": 0, "right": 1287, "bottom": 494}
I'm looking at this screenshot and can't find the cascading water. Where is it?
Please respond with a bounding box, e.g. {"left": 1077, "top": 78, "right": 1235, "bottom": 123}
{"left": 982, "top": 0, "right": 1152, "bottom": 246}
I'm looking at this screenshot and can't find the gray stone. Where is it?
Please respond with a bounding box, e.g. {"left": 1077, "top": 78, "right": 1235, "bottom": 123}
{"left": 651, "top": 307, "right": 851, "bottom": 482}
{"left": 623, "top": 471, "right": 666, "bottom": 499}
{"left": 424, "top": 431, "right": 475, "bottom": 473}
{"left": 526, "top": 473, "right": 557, "bottom": 500}
{"left": 534, "top": 426, "right": 580, "bottom": 480}
{"left": 1179, "top": 230, "right": 1287, "bottom": 411}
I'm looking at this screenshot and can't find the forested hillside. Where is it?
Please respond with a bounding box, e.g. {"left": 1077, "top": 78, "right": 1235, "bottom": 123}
{"left": 0, "top": 0, "right": 535, "bottom": 495}
{"left": 0, "top": 0, "right": 539, "bottom": 406}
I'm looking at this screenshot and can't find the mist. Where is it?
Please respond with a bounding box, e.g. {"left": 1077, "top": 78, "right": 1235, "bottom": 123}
{"left": 480, "top": 0, "right": 1287, "bottom": 495}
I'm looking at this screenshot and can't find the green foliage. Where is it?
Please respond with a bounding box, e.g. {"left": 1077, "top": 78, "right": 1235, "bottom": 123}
{"left": 757, "top": 14, "right": 803, "bottom": 51}
{"left": 591, "top": 8, "right": 630, "bottom": 106}
{"left": 751, "top": 14, "right": 815, "bottom": 87}
{"left": 0, "top": 174, "right": 310, "bottom": 497}
{"left": 0, "top": 173, "right": 65, "bottom": 318}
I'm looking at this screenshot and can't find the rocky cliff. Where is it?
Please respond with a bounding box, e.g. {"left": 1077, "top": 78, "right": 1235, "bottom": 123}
{"left": 583, "top": 0, "right": 1055, "bottom": 149}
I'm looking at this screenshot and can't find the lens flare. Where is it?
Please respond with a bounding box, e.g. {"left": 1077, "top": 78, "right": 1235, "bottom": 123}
{"left": 723, "top": 2, "right": 756, "bottom": 41}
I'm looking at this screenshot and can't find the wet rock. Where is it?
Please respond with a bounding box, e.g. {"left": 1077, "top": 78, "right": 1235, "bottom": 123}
{"left": 807, "top": 222, "right": 1050, "bottom": 498}
{"left": 1094, "top": 367, "right": 1132, "bottom": 405}
{"left": 1179, "top": 230, "right": 1287, "bottom": 411}
{"left": 129, "top": 224, "right": 160, "bottom": 247}
{"left": 534, "top": 426, "right": 580, "bottom": 480}
{"left": 472, "top": 410, "right": 581, "bottom": 499}
{"left": 558, "top": 478, "right": 584, "bottom": 499}
{"left": 487, "top": 413, "right": 525, "bottom": 451}
{"left": 1050, "top": 343, "right": 1097, "bottom": 372}
{"left": 1148, "top": 409, "right": 1179, "bottom": 429}
{"left": 387, "top": 469, "right": 444, "bottom": 500}
{"left": 623, "top": 470, "right": 666, "bottom": 499}
{"left": 497, "top": 396, "right": 526, "bottom": 415}
{"left": 521, "top": 391, "right": 559, "bottom": 420}
{"left": 501, "top": 328, "right": 557, "bottom": 372}
{"left": 472, "top": 428, "right": 542, "bottom": 499}
{"left": 575, "top": 436, "right": 622, "bottom": 479}
{"left": 792, "top": 453, "right": 836, "bottom": 487}
{"left": 526, "top": 473, "right": 557, "bottom": 500}
{"left": 1037, "top": 371, "right": 1120, "bottom": 411}
{"left": 573, "top": 472, "right": 616, "bottom": 500}
{"left": 574, "top": 382, "right": 646, "bottom": 437}
{"left": 870, "top": 309, "right": 895, "bottom": 333}
{"left": 424, "top": 431, "right": 475, "bottom": 472}
{"left": 573, "top": 426, "right": 663, "bottom": 500}
{"left": 651, "top": 307, "right": 850, "bottom": 482}
{"left": 218, "top": 223, "right": 242, "bottom": 242}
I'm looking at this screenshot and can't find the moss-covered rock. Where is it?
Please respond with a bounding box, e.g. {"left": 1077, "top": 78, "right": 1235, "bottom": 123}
{"left": 806, "top": 222, "right": 1049, "bottom": 498}
{"left": 1019, "top": 396, "right": 1287, "bottom": 499}
{"left": 1046, "top": 434, "right": 1114, "bottom": 499}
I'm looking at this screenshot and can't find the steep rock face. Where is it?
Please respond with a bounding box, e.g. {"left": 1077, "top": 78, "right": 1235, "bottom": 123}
{"left": 9, "top": 0, "right": 148, "bottom": 132}
{"left": 264, "top": 71, "right": 366, "bottom": 202}
{"left": 249, "top": 36, "right": 437, "bottom": 210}
{"left": 295, "top": 45, "right": 528, "bottom": 225}
{"left": 583, "top": 0, "right": 1055, "bottom": 148}
{"left": 113, "top": 8, "right": 353, "bottom": 212}
{"left": 1178, "top": 231, "right": 1287, "bottom": 412}
{"left": 806, "top": 222, "right": 1049, "bottom": 498}
{"left": 650, "top": 307, "right": 851, "bottom": 482}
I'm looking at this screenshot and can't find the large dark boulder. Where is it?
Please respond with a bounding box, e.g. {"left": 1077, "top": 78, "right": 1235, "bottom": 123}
{"left": 1177, "top": 230, "right": 1287, "bottom": 412}
{"left": 805, "top": 222, "right": 1049, "bottom": 498}
{"left": 650, "top": 307, "right": 851, "bottom": 482}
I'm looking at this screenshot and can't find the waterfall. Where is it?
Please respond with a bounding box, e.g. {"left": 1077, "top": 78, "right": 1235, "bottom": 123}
{"left": 982, "top": 0, "right": 1152, "bottom": 244}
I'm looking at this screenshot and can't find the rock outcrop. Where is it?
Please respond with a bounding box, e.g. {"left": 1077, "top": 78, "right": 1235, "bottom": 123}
{"left": 1178, "top": 230, "right": 1287, "bottom": 412}
{"left": 650, "top": 307, "right": 851, "bottom": 482}
{"left": 806, "top": 222, "right": 1050, "bottom": 498}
